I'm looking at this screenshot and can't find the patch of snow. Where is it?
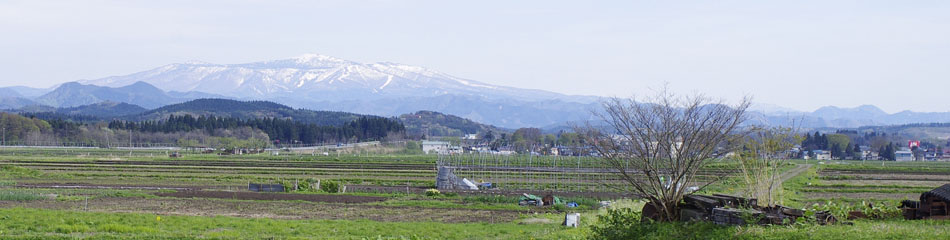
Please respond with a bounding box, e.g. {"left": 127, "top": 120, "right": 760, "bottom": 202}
{"left": 379, "top": 75, "right": 393, "bottom": 90}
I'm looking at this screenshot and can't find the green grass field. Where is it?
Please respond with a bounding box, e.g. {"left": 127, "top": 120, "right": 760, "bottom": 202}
{"left": 0, "top": 207, "right": 586, "bottom": 239}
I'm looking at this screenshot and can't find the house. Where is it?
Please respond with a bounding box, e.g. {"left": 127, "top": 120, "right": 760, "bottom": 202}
{"left": 557, "top": 147, "right": 574, "bottom": 156}
{"left": 463, "top": 134, "right": 479, "bottom": 140}
{"left": 446, "top": 145, "right": 463, "bottom": 154}
{"left": 422, "top": 141, "right": 451, "bottom": 154}
{"left": 809, "top": 150, "right": 831, "bottom": 160}
{"left": 855, "top": 146, "right": 873, "bottom": 160}
{"left": 895, "top": 150, "right": 915, "bottom": 161}
{"left": 492, "top": 146, "right": 516, "bottom": 155}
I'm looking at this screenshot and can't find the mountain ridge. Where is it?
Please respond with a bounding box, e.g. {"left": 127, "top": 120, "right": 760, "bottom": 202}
{"left": 79, "top": 53, "right": 594, "bottom": 103}
{"left": 4, "top": 53, "right": 950, "bottom": 129}
{"left": 34, "top": 81, "right": 199, "bottom": 109}
{"left": 129, "top": 98, "right": 374, "bottom": 126}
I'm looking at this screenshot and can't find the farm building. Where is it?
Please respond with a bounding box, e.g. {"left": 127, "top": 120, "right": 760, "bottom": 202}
{"left": 895, "top": 150, "right": 914, "bottom": 161}
{"left": 903, "top": 184, "right": 950, "bottom": 220}
{"left": 807, "top": 150, "right": 831, "bottom": 160}
{"left": 422, "top": 141, "right": 450, "bottom": 154}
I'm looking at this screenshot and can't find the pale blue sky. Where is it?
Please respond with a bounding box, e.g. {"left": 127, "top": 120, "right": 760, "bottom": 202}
{"left": 1, "top": 0, "right": 948, "bottom": 113}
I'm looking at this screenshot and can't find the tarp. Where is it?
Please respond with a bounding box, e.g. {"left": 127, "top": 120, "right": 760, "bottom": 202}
{"left": 461, "top": 178, "right": 479, "bottom": 190}
{"left": 519, "top": 193, "right": 563, "bottom": 206}
{"left": 520, "top": 193, "right": 542, "bottom": 202}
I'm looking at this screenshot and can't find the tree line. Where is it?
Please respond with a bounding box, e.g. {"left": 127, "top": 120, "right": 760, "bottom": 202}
{"left": 107, "top": 114, "right": 405, "bottom": 144}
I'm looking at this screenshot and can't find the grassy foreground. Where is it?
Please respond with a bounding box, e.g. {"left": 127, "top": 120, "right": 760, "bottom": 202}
{"left": 4, "top": 206, "right": 950, "bottom": 239}
{"left": 594, "top": 218, "right": 950, "bottom": 240}
{"left": 0, "top": 208, "right": 585, "bottom": 239}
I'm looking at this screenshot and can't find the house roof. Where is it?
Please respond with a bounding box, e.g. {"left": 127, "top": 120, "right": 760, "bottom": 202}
{"left": 921, "top": 184, "right": 950, "bottom": 203}
{"left": 422, "top": 141, "right": 450, "bottom": 145}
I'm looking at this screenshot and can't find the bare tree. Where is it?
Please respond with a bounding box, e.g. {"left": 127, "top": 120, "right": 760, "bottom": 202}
{"left": 577, "top": 90, "right": 750, "bottom": 221}
{"left": 735, "top": 126, "right": 801, "bottom": 207}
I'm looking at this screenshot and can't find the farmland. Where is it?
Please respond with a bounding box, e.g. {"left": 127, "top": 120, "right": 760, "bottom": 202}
{"left": 0, "top": 147, "right": 604, "bottom": 239}
{"left": 785, "top": 160, "right": 950, "bottom": 206}
{"left": 2, "top": 148, "right": 950, "bottom": 239}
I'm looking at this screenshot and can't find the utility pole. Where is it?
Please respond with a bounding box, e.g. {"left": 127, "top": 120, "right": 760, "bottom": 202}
{"left": 129, "top": 128, "right": 133, "bottom": 157}
{"left": 2, "top": 127, "right": 5, "bottom": 149}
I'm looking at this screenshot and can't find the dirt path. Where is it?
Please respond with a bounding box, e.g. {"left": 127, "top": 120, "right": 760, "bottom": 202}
{"left": 729, "top": 164, "right": 812, "bottom": 196}
{"left": 779, "top": 164, "right": 812, "bottom": 184}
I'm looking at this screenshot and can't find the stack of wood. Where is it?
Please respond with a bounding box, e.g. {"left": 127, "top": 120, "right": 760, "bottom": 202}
{"left": 644, "top": 193, "right": 838, "bottom": 225}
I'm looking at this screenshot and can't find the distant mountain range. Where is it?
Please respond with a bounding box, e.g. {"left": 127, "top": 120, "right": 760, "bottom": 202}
{"left": 33, "top": 81, "right": 224, "bottom": 109}
{"left": 79, "top": 54, "right": 592, "bottom": 103}
{"left": 2, "top": 54, "right": 950, "bottom": 129}
{"left": 67, "top": 54, "right": 598, "bottom": 128}
{"left": 748, "top": 104, "right": 950, "bottom": 129}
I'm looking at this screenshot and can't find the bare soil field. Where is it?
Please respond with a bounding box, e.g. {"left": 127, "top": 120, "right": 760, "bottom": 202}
{"left": 155, "top": 190, "right": 387, "bottom": 203}
{"left": 807, "top": 162, "right": 950, "bottom": 202}
{"left": 16, "top": 183, "right": 203, "bottom": 191}
{"left": 346, "top": 184, "right": 633, "bottom": 198}
{"left": 821, "top": 171, "right": 950, "bottom": 181}
{"left": 820, "top": 180, "right": 945, "bottom": 187}
{"left": 804, "top": 192, "right": 920, "bottom": 200}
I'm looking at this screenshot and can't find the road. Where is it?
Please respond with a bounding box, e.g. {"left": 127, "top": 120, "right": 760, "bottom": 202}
{"left": 728, "top": 163, "right": 812, "bottom": 197}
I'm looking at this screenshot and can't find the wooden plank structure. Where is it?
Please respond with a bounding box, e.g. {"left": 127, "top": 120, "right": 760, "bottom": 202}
{"left": 903, "top": 183, "right": 950, "bottom": 220}
{"left": 645, "top": 194, "right": 837, "bottom": 225}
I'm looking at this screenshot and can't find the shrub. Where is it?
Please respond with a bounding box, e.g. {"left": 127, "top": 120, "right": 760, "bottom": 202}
{"left": 591, "top": 207, "right": 734, "bottom": 240}
{"left": 858, "top": 201, "right": 901, "bottom": 219}
{"left": 321, "top": 180, "right": 341, "bottom": 193}
{"left": 591, "top": 208, "right": 642, "bottom": 240}
{"left": 293, "top": 178, "right": 320, "bottom": 192}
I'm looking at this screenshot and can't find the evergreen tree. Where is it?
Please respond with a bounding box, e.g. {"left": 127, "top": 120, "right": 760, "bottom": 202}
{"left": 831, "top": 144, "right": 842, "bottom": 159}
{"left": 885, "top": 144, "right": 895, "bottom": 161}
{"left": 878, "top": 146, "right": 886, "bottom": 160}
{"left": 820, "top": 134, "right": 829, "bottom": 150}
{"left": 844, "top": 143, "right": 854, "bottom": 159}
{"left": 852, "top": 144, "right": 862, "bottom": 159}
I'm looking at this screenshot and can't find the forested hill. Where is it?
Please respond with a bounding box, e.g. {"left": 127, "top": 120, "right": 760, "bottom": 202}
{"left": 399, "top": 110, "right": 507, "bottom": 137}
{"left": 129, "top": 98, "right": 370, "bottom": 126}
{"left": 108, "top": 114, "right": 404, "bottom": 144}
{"left": 58, "top": 101, "right": 147, "bottom": 118}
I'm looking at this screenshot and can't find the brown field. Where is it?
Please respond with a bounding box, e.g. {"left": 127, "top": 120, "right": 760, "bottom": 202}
{"left": 0, "top": 197, "right": 523, "bottom": 223}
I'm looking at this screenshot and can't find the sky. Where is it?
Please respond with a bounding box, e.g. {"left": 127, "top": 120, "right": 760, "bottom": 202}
{"left": 1, "top": 0, "right": 948, "bottom": 113}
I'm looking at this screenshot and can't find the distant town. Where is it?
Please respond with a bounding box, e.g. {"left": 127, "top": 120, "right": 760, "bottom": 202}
{"left": 420, "top": 129, "right": 950, "bottom": 162}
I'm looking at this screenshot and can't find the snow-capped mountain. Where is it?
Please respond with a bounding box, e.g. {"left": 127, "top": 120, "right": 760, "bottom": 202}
{"left": 81, "top": 54, "right": 586, "bottom": 103}
{"left": 68, "top": 54, "right": 601, "bottom": 128}
{"left": 35, "top": 53, "right": 950, "bottom": 129}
